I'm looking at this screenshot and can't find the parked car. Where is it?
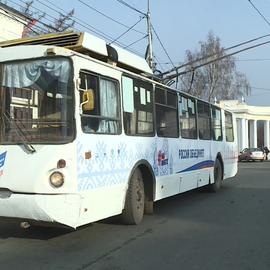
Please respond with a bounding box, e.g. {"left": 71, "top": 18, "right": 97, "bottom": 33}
{"left": 238, "top": 148, "right": 264, "bottom": 162}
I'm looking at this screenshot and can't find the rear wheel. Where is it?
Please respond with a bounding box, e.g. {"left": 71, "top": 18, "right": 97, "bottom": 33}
{"left": 208, "top": 159, "right": 222, "bottom": 192}
{"left": 121, "top": 170, "right": 145, "bottom": 225}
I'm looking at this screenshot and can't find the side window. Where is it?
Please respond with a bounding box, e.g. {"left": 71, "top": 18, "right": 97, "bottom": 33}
{"left": 155, "top": 87, "right": 178, "bottom": 138}
{"left": 179, "top": 95, "right": 197, "bottom": 139}
{"left": 225, "top": 111, "right": 234, "bottom": 142}
{"left": 79, "top": 71, "right": 121, "bottom": 134}
{"left": 122, "top": 76, "right": 154, "bottom": 136}
{"left": 197, "top": 100, "right": 211, "bottom": 140}
{"left": 211, "top": 106, "right": 222, "bottom": 141}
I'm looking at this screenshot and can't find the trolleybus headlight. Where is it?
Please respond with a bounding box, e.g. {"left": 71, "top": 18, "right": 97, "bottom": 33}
{"left": 49, "top": 172, "right": 64, "bottom": 188}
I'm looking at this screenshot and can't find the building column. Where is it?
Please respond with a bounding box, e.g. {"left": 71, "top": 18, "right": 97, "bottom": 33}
{"left": 237, "top": 119, "right": 241, "bottom": 152}
{"left": 264, "top": 121, "right": 270, "bottom": 148}
{"left": 240, "top": 118, "right": 247, "bottom": 150}
{"left": 249, "top": 120, "right": 253, "bottom": 147}
{"left": 246, "top": 119, "right": 249, "bottom": 148}
{"left": 252, "top": 120, "right": 257, "bottom": 148}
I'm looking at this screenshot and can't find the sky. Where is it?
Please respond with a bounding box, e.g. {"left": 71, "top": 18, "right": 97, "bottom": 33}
{"left": 7, "top": 0, "right": 270, "bottom": 106}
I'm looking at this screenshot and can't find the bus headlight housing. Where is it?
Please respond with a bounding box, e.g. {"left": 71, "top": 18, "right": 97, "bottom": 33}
{"left": 49, "top": 171, "right": 64, "bottom": 188}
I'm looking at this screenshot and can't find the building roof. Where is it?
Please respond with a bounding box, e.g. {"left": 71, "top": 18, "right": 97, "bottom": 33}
{"left": 219, "top": 100, "right": 270, "bottom": 118}
{"left": 0, "top": 2, "right": 32, "bottom": 21}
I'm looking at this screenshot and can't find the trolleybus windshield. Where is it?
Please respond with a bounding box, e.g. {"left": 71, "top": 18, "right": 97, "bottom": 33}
{"left": 0, "top": 57, "right": 74, "bottom": 144}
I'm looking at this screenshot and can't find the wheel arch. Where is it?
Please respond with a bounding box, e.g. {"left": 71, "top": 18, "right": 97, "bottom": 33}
{"left": 127, "top": 160, "right": 156, "bottom": 202}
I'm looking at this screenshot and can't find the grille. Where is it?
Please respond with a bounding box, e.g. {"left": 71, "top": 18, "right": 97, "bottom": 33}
{"left": 0, "top": 32, "right": 81, "bottom": 48}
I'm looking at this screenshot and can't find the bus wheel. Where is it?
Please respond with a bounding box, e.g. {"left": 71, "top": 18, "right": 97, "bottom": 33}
{"left": 209, "top": 159, "right": 222, "bottom": 192}
{"left": 121, "top": 169, "right": 145, "bottom": 225}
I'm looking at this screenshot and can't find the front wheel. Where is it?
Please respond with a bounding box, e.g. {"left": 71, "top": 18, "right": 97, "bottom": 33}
{"left": 208, "top": 159, "right": 223, "bottom": 192}
{"left": 121, "top": 170, "right": 145, "bottom": 225}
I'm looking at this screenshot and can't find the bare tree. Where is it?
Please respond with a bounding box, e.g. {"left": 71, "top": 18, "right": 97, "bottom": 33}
{"left": 20, "top": 0, "right": 75, "bottom": 36}
{"left": 53, "top": 9, "right": 75, "bottom": 32}
{"left": 179, "top": 31, "right": 251, "bottom": 102}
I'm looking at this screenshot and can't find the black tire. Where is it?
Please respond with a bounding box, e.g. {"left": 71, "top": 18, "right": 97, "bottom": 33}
{"left": 121, "top": 170, "right": 145, "bottom": 225}
{"left": 208, "top": 159, "right": 222, "bottom": 192}
{"left": 144, "top": 199, "right": 154, "bottom": 215}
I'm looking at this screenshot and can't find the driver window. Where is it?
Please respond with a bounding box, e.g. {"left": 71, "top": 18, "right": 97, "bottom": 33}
{"left": 79, "top": 71, "right": 121, "bottom": 134}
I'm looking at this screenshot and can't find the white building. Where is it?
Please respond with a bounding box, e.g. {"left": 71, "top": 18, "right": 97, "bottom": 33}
{"left": 0, "top": 2, "right": 32, "bottom": 41}
{"left": 220, "top": 100, "right": 270, "bottom": 152}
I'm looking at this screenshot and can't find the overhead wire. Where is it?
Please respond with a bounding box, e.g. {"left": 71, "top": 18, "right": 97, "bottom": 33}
{"left": 165, "top": 39, "right": 270, "bottom": 81}
{"left": 6, "top": 0, "right": 54, "bottom": 33}
{"left": 236, "top": 58, "right": 270, "bottom": 62}
{"left": 14, "top": 0, "right": 66, "bottom": 32}
{"left": 21, "top": 0, "right": 130, "bottom": 52}
{"left": 109, "top": 16, "right": 145, "bottom": 45}
{"left": 124, "top": 34, "right": 148, "bottom": 49}
{"left": 35, "top": 0, "right": 146, "bottom": 57}
{"left": 33, "top": 0, "right": 121, "bottom": 39}
{"left": 153, "top": 55, "right": 166, "bottom": 73}
{"left": 251, "top": 86, "right": 270, "bottom": 91}
{"left": 151, "top": 24, "right": 176, "bottom": 69}
{"left": 77, "top": 0, "right": 145, "bottom": 35}
{"left": 162, "top": 33, "right": 270, "bottom": 77}
{"left": 0, "top": 5, "right": 41, "bottom": 35}
{"left": 35, "top": 0, "right": 112, "bottom": 38}
{"left": 114, "top": 0, "right": 146, "bottom": 16}
{"left": 5, "top": 1, "right": 161, "bottom": 62}
{"left": 149, "top": 24, "right": 189, "bottom": 88}
{"left": 10, "top": 0, "right": 126, "bottom": 48}
{"left": 248, "top": 0, "right": 270, "bottom": 27}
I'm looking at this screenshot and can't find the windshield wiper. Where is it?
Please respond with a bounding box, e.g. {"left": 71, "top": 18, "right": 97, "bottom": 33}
{"left": 3, "top": 113, "right": 36, "bottom": 154}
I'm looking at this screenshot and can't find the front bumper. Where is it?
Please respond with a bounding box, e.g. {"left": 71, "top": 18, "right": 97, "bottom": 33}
{"left": 250, "top": 156, "right": 264, "bottom": 160}
{"left": 0, "top": 192, "right": 82, "bottom": 228}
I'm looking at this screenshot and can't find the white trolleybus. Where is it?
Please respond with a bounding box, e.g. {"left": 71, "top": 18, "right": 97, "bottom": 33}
{"left": 0, "top": 32, "right": 238, "bottom": 228}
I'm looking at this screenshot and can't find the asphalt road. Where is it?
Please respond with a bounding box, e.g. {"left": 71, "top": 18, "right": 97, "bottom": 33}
{"left": 0, "top": 161, "right": 270, "bottom": 270}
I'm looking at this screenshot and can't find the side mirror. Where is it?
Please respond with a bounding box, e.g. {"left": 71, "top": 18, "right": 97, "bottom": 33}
{"left": 82, "top": 89, "right": 94, "bottom": 111}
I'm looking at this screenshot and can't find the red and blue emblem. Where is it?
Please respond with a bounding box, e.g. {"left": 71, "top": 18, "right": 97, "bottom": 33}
{"left": 158, "top": 150, "right": 168, "bottom": 166}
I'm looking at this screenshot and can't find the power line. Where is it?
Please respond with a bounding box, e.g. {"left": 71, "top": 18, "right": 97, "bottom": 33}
{"left": 236, "top": 58, "right": 270, "bottom": 62}
{"left": 124, "top": 34, "right": 147, "bottom": 49}
{"left": 162, "top": 33, "right": 270, "bottom": 77}
{"left": 77, "top": 0, "right": 145, "bottom": 35}
{"left": 30, "top": 0, "right": 128, "bottom": 47}
{"left": 109, "top": 16, "right": 145, "bottom": 45}
{"left": 5, "top": 0, "right": 147, "bottom": 57}
{"left": 248, "top": 92, "right": 270, "bottom": 97}
{"left": 151, "top": 25, "right": 175, "bottom": 69}
{"left": 35, "top": 0, "right": 146, "bottom": 57}
{"left": 153, "top": 55, "right": 166, "bottom": 73}
{"left": 6, "top": 0, "right": 53, "bottom": 33}
{"left": 34, "top": 0, "right": 116, "bottom": 38}
{"left": 0, "top": 5, "right": 41, "bottom": 35}
{"left": 248, "top": 0, "right": 270, "bottom": 27}
{"left": 114, "top": 0, "right": 146, "bottom": 16}
{"left": 14, "top": 0, "right": 67, "bottom": 32}
{"left": 165, "top": 39, "right": 270, "bottom": 81}
{"left": 251, "top": 86, "right": 270, "bottom": 91}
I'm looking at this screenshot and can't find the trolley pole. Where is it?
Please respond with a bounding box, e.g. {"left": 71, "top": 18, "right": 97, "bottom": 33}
{"left": 147, "top": 0, "right": 154, "bottom": 70}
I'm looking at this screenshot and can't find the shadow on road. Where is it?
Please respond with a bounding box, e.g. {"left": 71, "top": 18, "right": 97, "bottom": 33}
{"left": 0, "top": 218, "right": 75, "bottom": 240}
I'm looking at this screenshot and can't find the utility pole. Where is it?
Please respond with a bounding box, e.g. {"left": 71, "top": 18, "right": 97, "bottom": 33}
{"left": 146, "top": 0, "right": 154, "bottom": 70}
